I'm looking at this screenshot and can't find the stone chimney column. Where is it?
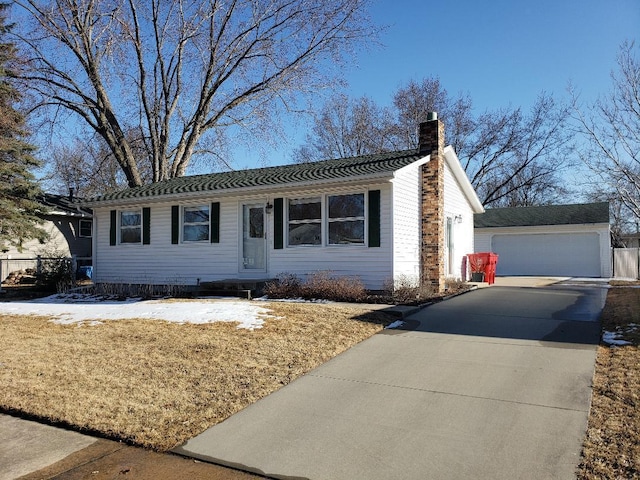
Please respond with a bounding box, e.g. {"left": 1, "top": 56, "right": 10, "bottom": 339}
{"left": 419, "top": 113, "right": 445, "bottom": 292}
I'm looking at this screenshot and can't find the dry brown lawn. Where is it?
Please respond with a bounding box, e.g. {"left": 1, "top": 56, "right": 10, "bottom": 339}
{"left": 578, "top": 287, "right": 640, "bottom": 479}
{"left": 0, "top": 301, "right": 391, "bottom": 451}
{"left": 4, "top": 287, "right": 640, "bottom": 477}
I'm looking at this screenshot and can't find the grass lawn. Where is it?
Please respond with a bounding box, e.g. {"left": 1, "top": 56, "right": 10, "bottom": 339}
{"left": 2, "top": 287, "right": 639, "bottom": 478}
{"left": 578, "top": 287, "right": 640, "bottom": 479}
{"left": 0, "top": 301, "right": 391, "bottom": 451}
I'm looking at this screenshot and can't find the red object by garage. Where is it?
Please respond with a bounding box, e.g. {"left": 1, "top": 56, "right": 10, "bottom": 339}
{"left": 468, "top": 252, "right": 499, "bottom": 284}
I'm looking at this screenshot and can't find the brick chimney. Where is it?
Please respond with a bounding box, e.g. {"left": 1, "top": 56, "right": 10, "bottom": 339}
{"left": 419, "top": 112, "right": 445, "bottom": 292}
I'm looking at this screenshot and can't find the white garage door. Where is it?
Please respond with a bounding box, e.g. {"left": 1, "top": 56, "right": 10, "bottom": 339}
{"left": 492, "top": 233, "right": 601, "bottom": 277}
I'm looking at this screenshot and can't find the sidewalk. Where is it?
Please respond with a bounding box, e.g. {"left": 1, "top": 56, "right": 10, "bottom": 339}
{"left": 0, "top": 414, "right": 259, "bottom": 480}
{"left": 174, "top": 284, "right": 604, "bottom": 479}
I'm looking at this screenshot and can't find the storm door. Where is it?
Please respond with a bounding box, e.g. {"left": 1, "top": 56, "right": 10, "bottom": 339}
{"left": 241, "top": 203, "right": 266, "bottom": 271}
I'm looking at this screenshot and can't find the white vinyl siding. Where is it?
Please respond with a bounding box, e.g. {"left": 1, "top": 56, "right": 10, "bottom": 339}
{"left": 94, "top": 203, "right": 238, "bottom": 285}
{"left": 443, "top": 160, "right": 476, "bottom": 280}
{"left": 391, "top": 162, "right": 422, "bottom": 283}
{"left": 93, "top": 184, "right": 393, "bottom": 289}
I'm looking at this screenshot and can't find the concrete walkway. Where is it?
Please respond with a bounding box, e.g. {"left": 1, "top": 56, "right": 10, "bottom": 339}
{"left": 0, "top": 414, "right": 260, "bottom": 480}
{"left": 174, "top": 284, "right": 605, "bottom": 480}
{"left": 0, "top": 414, "right": 95, "bottom": 480}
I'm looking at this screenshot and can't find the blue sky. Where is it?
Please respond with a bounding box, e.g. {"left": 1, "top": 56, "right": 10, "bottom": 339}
{"left": 237, "top": 0, "right": 639, "bottom": 170}
{"left": 351, "top": 0, "right": 639, "bottom": 111}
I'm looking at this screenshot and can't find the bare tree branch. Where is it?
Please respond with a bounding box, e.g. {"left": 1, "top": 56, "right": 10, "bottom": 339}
{"left": 572, "top": 41, "right": 640, "bottom": 229}
{"left": 294, "top": 79, "right": 573, "bottom": 207}
{"left": 13, "top": 0, "right": 377, "bottom": 186}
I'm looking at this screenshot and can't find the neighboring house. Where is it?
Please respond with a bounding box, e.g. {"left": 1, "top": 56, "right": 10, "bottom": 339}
{"left": 474, "top": 202, "right": 611, "bottom": 277}
{"left": 618, "top": 232, "right": 640, "bottom": 248}
{"left": 84, "top": 116, "right": 484, "bottom": 291}
{"left": 0, "top": 192, "right": 93, "bottom": 280}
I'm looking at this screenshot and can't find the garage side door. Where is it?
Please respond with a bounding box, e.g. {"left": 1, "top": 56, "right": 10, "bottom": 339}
{"left": 492, "top": 233, "right": 601, "bottom": 277}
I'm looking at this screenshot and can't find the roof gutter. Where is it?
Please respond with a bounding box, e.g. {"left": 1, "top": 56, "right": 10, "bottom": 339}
{"left": 81, "top": 171, "right": 396, "bottom": 208}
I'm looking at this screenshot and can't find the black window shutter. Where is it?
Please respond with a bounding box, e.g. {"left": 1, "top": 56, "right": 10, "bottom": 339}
{"left": 171, "top": 206, "right": 179, "bottom": 244}
{"left": 110, "top": 210, "right": 117, "bottom": 246}
{"left": 210, "top": 202, "right": 220, "bottom": 243}
{"left": 142, "top": 207, "right": 151, "bottom": 245}
{"left": 274, "top": 198, "right": 284, "bottom": 249}
{"left": 368, "top": 190, "right": 381, "bottom": 247}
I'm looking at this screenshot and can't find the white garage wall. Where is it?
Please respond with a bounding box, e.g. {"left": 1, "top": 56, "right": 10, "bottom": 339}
{"left": 474, "top": 224, "right": 611, "bottom": 277}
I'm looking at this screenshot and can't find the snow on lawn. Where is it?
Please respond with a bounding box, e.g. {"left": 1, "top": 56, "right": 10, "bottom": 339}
{"left": 0, "top": 294, "right": 274, "bottom": 330}
{"left": 602, "top": 323, "right": 639, "bottom": 346}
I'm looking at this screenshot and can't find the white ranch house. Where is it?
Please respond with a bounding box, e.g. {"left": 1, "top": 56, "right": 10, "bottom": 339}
{"left": 84, "top": 117, "right": 484, "bottom": 291}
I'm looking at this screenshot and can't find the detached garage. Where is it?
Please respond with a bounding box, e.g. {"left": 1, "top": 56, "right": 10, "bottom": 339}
{"left": 474, "top": 203, "right": 611, "bottom": 278}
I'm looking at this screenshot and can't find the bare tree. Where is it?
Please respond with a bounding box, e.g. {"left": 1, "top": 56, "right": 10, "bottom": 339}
{"left": 294, "top": 94, "right": 397, "bottom": 162}
{"left": 294, "top": 78, "right": 573, "bottom": 207}
{"left": 572, "top": 41, "right": 640, "bottom": 228}
{"left": 44, "top": 128, "right": 153, "bottom": 197}
{"left": 462, "top": 94, "right": 573, "bottom": 206}
{"left": 391, "top": 77, "right": 475, "bottom": 154}
{"left": 13, "top": 0, "right": 377, "bottom": 186}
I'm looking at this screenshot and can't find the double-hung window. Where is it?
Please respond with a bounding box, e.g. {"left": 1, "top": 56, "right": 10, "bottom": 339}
{"left": 328, "top": 193, "right": 365, "bottom": 245}
{"left": 183, "top": 205, "right": 210, "bottom": 242}
{"left": 288, "top": 197, "right": 321, "bottom": 246}
{"left": 120, "top": 210, "right": 141, "bottom": 244}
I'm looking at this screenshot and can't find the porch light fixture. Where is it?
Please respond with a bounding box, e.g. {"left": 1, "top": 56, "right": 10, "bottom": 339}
{"left": 454, "top": 215, "right": 463, "bottom": 224}
{"left": 265, "top": 201, "right": 273, "bottom": 214}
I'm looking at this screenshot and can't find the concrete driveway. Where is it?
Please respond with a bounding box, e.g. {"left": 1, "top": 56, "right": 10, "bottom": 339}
{"left": 175, "top": 284, "right": 605, "bottom": 480}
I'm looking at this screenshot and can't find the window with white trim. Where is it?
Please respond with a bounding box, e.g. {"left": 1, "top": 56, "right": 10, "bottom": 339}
{"left": 183, "top": 205, "right": 210, "bottom": 242}
{"left": 79, "top": 219, "right": 92, "bottom": 238}
{"left": 120, "top": 210, "right": 141, "bottom": 244}
{"left": 288, "top": 197, "right": 321, "bottom": 245}
{"left": 328, "top": 193, "right": 365, "bottom": 245}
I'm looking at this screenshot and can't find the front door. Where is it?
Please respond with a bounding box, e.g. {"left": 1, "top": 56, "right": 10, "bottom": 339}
{"left": 241, "top": 203, "right": 266, "bottom": 272}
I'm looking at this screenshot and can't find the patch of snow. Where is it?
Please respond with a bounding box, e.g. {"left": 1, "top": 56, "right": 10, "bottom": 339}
{"left": 385, "top": 320, "right": 405, "bottom": 329}
{"left": 254, "top": 296, "right": 330, "bottom": 304}
{"left": 602, "top": 330, "right": 633, "bottom": 346}
{"left": 0, "top": 294, "right": 274, "bottom": 330}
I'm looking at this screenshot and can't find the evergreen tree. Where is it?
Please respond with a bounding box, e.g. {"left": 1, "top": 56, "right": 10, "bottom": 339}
{"left": 0, "top": 3, "right": 47, "bottom": 251}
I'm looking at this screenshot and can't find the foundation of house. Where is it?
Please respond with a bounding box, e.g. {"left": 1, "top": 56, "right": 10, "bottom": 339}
{"left": 198, "top": 279, "right": 274, "bottom": 299}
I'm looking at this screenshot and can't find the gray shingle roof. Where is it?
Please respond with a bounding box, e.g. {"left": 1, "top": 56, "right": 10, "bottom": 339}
{"left": 87, "top": 149, "right": 422, "bottom": 203}
{"left": 40, "top": 194, "right": 92, "bottom": 217}
{"left": 474, "top": 202, "right": 610, "bottom": 228}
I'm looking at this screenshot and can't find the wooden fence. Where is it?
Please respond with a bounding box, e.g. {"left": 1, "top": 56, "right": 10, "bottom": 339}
{"left": 613, "top": 248, "right": 640, "bottom": 279}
